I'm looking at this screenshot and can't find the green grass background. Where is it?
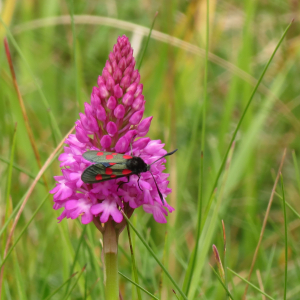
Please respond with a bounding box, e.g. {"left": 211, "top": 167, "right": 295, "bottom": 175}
{"left": 1, "top": 0, "right": 300, "bottom": 299}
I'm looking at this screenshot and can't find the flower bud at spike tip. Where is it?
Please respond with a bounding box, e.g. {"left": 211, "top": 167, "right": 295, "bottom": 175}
{"left": 118, "top": 57, "right": 126, "bottom": 71}
{"left": 107, "top": 96, "right": 117, "bottom": 110}
{"left": 114, "top": 104, "right": 125, "bottom": 119}
{"left": 84, "top": 102, "right": 93, "bottom": 117}
{"left": 133, "top": 137, "right": 150, "bottom": 149}
{"left": 100, "top": 135, "right": 112, "bottom": 149}
{"left": 124, "top": 130, "right": 137, "bottom": 142}
{"left": 98, "top": 84, "right": 109, "bottom": 99}
{"left": 138, "top": 116, "right": 153, "bottom": 136}
{"left": 113, "top": 84, "right": 123, "bottom": 99}
{"left": 115, "top": 136, "right": 129, "bottom": 153}
{"left": 122, "top": 92, "right": 134, "bottom": 106}
{"left": 129, "top": 110, "right": 143, "bottom": 125}
{"left": 97, "top": 76, "right": 105, "bottom": 86}
{"left": 105, "top": 60, "right": 113, "bottom": 74}
{"left": 91, "top": 93, "right": 101, "bottom": 108}
{"left": 96, "top": 105, "right": 106, "bottom": 121}
{"left": 106, "top": 75, "right": 115, "bottom": 92}
{"left": 50, "top": 35, "right": 175, "bottom": 226}
{"left": 134, "top": 84, "right": 143, "bottom": 97}
{"left": 126, "top": 82, "right": 138, "bottom": 94}
{"left": 120, "top": 74, "right": 131, "bottom": 90}
{"left": 106, "top": 121, "right": 117, "bottom": 136}
{"left": 132, "top": 95, "right": 144, "bottom": 111}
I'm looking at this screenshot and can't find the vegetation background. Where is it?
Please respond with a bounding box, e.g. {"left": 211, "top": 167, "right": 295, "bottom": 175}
{"left": 0, "top": 0, "right": 300, "bottom": 299}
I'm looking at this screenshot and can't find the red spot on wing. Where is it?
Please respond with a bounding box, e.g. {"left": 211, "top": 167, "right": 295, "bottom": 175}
{"left": 109, "top": 163, "right": 116, "bottom": 165}
{"left": 123, "top": 155, "right": 132, "bottom": 159}
{"left": 95, "top": 174, "right": 102, "bottom": 180}
{"left": 112, "top": 153, "right": 117, "bottom": 155}
{"left": 122, "top": 169, "right": 132, "bottom": 175}
{"left": 97, "top": 152, "right": 104, "bottom": 156}
{"left": 105, "top": 168, "right": 113, "bottom": 175}
{"left": 110, "top": 174, "right": 117, "bottom": 178}
{"left": 106, "top": 154, "right": 114, "bottom": 160}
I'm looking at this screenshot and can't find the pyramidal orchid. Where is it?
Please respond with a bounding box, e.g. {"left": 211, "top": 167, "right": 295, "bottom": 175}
{"left": 50, "top": 35, "right": 175, "bottom": 299}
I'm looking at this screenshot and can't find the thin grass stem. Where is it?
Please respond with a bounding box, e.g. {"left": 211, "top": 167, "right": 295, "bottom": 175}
{"left": 203, "top": 20, "right": 293, "bottom": 230}
{"left": 210, "top": 265, "right": 234, "bottom": 300}
{"left": 126, "top": 224, "right": 142, "bottom": 300}
{"left": 0, "top": 17, "right": 62, "bottom": 142}
{"left": 119, "top": 272, "right": 159, "bottom": 300}
{"left": 122, "top": 212, "right": 188, "bottom": 300}
{"left": 137, "top": 12, "right": 158, "bottom": 70}
{"left": 184, "top": 0, "right": 209, "bottom": 293}
{"left": 44, "top": 272, "right": 78, "bottom": 300}
{"left": 280, "top": 174, "right": 288, "bottom": 300}
{"left": 62, "top": 265, "right": 86, "bottom": 300}
{"left": 228, "top": 268, "right": 275, "bottom": 300}
{"left": 64, "top": 226, "right": 87, "bottom": 297}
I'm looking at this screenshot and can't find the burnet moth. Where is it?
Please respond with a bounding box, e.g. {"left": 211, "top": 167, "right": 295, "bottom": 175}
{"left": 81, "top": 149, "right": 178, "bottom": 204}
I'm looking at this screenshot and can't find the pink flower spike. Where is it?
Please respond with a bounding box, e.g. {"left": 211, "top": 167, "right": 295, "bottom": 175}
{"left": 50, "top": 35, "right": 175, "bottom": 226}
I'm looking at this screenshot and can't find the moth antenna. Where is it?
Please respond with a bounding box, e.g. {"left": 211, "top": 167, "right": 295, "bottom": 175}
{"left": 150, "top": 149, "right": 178, "bottom": 166}
{"left": 149, "top": 170, "right": 165, "bottom": 205}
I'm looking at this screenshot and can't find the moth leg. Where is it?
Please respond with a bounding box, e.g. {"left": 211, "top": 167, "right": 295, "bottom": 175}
{"left": 137, "top": 175, "right": 143, "bottom": 192}
{"left": 117, "top": 176, "right": 130, "bottom": 191}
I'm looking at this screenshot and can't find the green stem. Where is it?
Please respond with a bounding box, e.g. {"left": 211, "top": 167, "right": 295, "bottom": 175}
{"left": 103, "top": 221, "right": 119, "bottom": 300}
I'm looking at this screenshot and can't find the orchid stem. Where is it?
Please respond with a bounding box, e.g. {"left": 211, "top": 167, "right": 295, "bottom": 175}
{"left": 103, "top": 220, "right": 119, "bottom": 300}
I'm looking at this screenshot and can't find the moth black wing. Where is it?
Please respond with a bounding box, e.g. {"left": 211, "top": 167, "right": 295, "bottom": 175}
{"left": 81, "top": 163, "right": 134, "bottom": 184}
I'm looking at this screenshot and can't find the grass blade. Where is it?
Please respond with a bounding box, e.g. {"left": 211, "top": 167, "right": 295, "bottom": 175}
{"left": 203, "top": 20, "right": 293, "bottom": 227}
{"left": 4, "top": 38, "right": 49, "bottom": 188}
{"left": 122, "top": 212, "right": 188, "bottom": 300}
{"left": 0, "top": 192, "right": 50, "bottom": 269}
{"left": 137, "top": 11, "right": 158, "bottom": 70}
{"left": 119, "top": 272, "right": 159, "bottom": 300}
{"left": 0, "top": 155, "right": 43, "bottom": 184}
{"left": 67, "top": 0, "right": 82, "bottom": 112}
{"left": 126, "top": 224, "right": 142, "bottom": 300}
{"left": 184, "top": 0, "right": 209, "bottom": 293}
{"left": 3, "top": 123, "right": 17, "bottom": 241}
{"left": 0, "top": 17, "right": 62, "bottom": 142}
{"left": 210, "top": 265, "right": 234, "bottom": 300}
{"left": 62, "top": 265, "right": 86, "bottom": 300}
{"left": 64, "top": 226, "right": 87, "bottom": 297}
{"left": 228, "top": 268, "right": 275, "bottom": 300}
{"left": 44, "top": 272, "right": 78, "bottom": 300}
{"left": 280, "top": 174, "right": 288, "bottom": 300}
